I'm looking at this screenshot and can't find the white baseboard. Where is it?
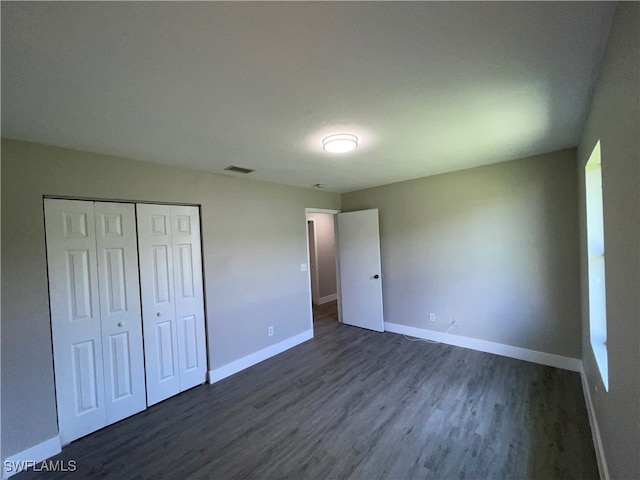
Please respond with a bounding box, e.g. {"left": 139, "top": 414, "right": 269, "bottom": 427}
{"left": 580, "top": 368, "right": 610, "bottom": 480}
{"left": 208, "top": 329, "right": 313, "bottom": 384}
{"left": 384, "top": 322, "right": 582, "bottom": 372}
{"left": 316, "top": 294, "right": 337, "bottom": 305}
{"left": 2, "top": 436, "right": 61, "bottom": 479}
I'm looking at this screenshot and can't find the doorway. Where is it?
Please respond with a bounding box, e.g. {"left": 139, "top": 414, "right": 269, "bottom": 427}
{"left": 306, "top": 207, "right": 385, "bottom": 334}
{"left": 306, "top": 209, "right": 340, "bottom": 327}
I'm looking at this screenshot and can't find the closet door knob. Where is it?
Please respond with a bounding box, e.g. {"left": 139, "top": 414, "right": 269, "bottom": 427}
{"left": 118, "top": 322, "right": 125, "bottom": 327}
{"left": 156, "top": 312, "right": 162, "bottom": 317}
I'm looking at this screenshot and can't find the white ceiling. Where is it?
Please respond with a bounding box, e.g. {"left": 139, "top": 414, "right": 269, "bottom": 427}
{"left": 1, "top": 2, "right": 616, "bottom": 192}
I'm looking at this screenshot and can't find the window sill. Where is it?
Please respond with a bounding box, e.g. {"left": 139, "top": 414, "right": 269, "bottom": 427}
{"left": 590, "top": 341, "right": 609, "bottom": 391}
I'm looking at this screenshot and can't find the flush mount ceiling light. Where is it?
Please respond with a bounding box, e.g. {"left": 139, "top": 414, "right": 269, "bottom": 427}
{"left": 322, "top": 133, "right": 359, "bottom": 153}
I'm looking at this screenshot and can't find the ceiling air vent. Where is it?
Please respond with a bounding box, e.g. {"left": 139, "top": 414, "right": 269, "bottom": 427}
{"left": 224, "top": 165, "right": 255, "bottom": 174}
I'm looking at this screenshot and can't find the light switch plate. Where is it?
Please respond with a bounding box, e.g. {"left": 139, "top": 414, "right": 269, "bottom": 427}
{"left": 301, "top": 263, "right": 307, "bottom": 272}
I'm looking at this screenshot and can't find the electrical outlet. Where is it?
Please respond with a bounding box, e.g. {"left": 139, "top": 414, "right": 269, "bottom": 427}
{"left": 268, "top": 326, "right": 274, "bottom": 337}
{"left": 429, "top": 313, "right": 436, "bottom": 323}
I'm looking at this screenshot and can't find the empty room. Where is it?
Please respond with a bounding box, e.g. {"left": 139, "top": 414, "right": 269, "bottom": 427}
{"left": 1, "top": 2, "right": 638, "bottom": 479}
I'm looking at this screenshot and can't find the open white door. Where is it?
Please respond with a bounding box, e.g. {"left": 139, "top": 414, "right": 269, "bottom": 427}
{"left": 336, "top": 209, "right": 384, "bottom": 332}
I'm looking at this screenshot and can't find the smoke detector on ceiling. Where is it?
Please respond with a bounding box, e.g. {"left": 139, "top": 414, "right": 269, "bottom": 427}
{"left": 224, "top": 165, "right": 255, "bottom": 174}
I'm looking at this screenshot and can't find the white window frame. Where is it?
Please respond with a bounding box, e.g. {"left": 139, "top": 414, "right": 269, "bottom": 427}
{"left": 585, "top": 140, "right": 608, "bottom": 390}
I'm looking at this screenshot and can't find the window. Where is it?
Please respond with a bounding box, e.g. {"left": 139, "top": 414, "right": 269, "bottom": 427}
{"left": 585, "top": 140, "right": 608, "bottom": 390}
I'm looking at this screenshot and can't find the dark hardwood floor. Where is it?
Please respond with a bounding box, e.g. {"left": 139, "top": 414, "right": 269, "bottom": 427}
{"left": 18, "top": 301, "right": 598, "bottom": 479}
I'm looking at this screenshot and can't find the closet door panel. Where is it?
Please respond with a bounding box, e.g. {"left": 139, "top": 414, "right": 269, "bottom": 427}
{"left": 44, "top": 199, "right": 107, "bottom": 444}
{"left": 95, "top": 202, "right": 146, "bottom": 422}
{"left": 171, "top": 206, "right": 207, "bottom": 391}
{"left": 137, "top": 204, "right": 180, "bottom": 406}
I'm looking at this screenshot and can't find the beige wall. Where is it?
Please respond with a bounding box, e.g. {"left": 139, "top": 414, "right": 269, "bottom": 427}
{"left": 577, "top": 3, "right": 640, "bottom": 478}
{"left": 0, "top": 138, "right": 340, "bottom": 458}
{"left": 342, "top": 149, "right": 581, "bottom": 358}
{"left": 3, "top": 6, "right": 638, "bottom": 468}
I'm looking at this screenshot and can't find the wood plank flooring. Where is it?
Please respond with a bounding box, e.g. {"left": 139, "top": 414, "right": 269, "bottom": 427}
{"left": 17, "top": 301, "right": 598, "bottom": 479}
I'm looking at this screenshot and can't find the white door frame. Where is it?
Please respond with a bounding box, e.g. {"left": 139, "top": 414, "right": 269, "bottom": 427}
{"left": 305, "top": 208, "right": 341, "bottom": 334}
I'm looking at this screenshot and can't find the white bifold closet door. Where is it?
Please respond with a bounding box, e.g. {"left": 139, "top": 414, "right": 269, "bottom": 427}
{"left": 136, "top": 204, "right": 207, "bottom": 406}
{"left": 45, "top": 199, "right": 146, "bottom": 445}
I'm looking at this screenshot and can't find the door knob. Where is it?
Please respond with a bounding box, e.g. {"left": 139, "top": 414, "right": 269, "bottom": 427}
{"left": 156, "top": 312, "right": 162, "bottom": 317}
{"left": 118, "top": 322, "right": 125, "bottom": 327}
{"left": 373, "top": 274, "right": 380, "bottom": 279}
